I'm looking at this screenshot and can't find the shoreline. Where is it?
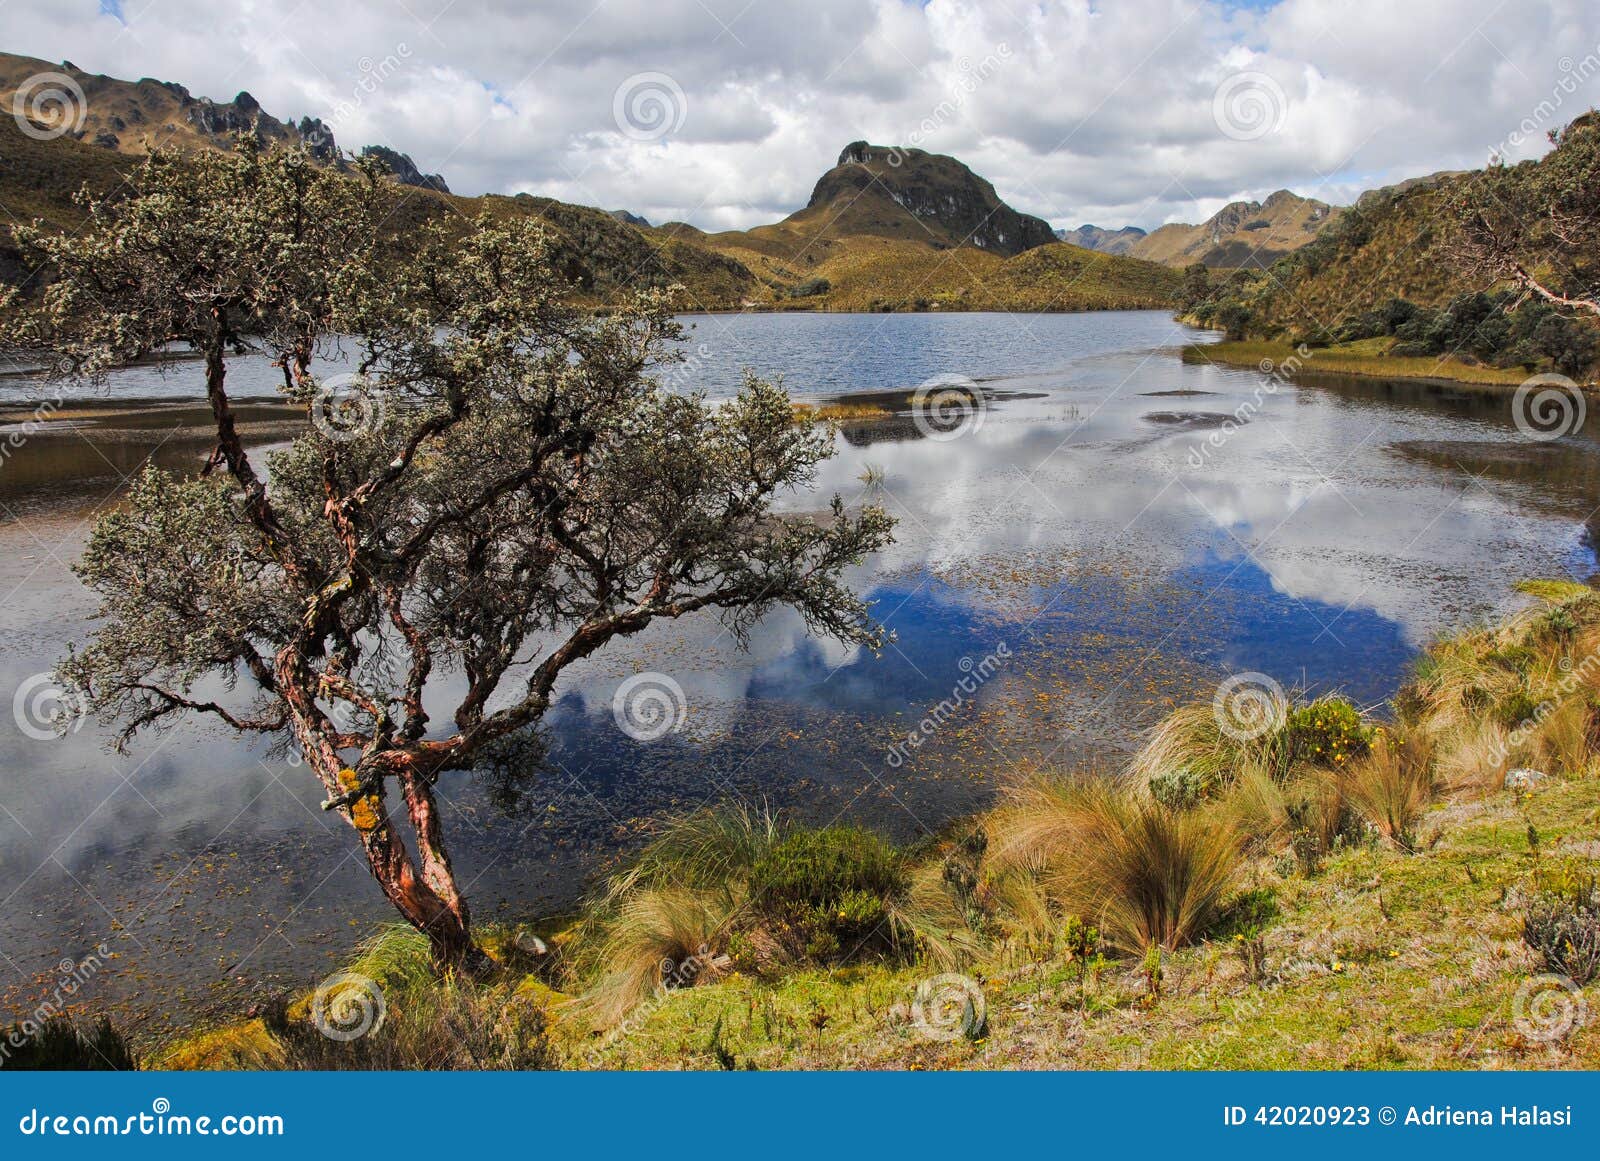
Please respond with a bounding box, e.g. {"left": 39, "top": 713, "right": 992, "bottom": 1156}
{"left": 1179, "top": 338, "right": 1577, "bottom": 391}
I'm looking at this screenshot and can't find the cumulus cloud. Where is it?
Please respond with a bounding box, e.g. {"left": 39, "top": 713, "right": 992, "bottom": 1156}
{"left": 6, "top": 0, "right": 1597, "bottom": 230}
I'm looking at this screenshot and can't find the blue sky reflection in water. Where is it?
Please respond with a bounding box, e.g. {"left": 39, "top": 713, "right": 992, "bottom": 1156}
{"left": 1, "top": 310, "right": 1596, "bottom": 1033}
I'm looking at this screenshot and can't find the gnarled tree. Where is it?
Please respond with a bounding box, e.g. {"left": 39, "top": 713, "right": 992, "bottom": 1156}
{"left": 1453, "top": 111, "right": 1600, "bottom": 319}
{"left": 18, "top": 143, "right": 894, "bottom": 970}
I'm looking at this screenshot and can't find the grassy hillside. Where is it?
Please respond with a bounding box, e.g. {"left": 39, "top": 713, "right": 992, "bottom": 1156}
{"left": 1182, "top": 125, "right": 1600, "bottom": 384}
{"left": 1133, "top": 189, "right": 1338, "bottom": 270}
{"left": 0, "top": 54, "right": 1175, "bottom": 314}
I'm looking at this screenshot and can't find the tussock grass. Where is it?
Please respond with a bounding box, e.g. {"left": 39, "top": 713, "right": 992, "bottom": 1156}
{"left": 989, "top": 776, "right": 1240, "bottom": 951}
{"left": 1403, "top": 579, "right": 1600, "bottom": 792}
{"left": 1338, "top": 731, "right": 1436, "bottom": 851}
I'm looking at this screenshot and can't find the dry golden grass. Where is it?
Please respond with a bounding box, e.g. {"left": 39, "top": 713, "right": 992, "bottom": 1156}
{"left": 987, "top": 776, "right": 1240, "bottom": 952}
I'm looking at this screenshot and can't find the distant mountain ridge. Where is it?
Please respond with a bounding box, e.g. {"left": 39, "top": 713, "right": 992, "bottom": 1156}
{"left": 1055, "top": 224, "right": 1147, "bottom": 255}
{"left": 0, "top": 51, "right": 447, "bottom": 191}
{"left": 1129, "top": 189, "right": 1337, "bottom": 269}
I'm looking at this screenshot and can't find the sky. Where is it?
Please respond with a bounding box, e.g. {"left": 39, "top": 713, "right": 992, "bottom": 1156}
{"left": 5, "top": 0, "right": 1599, "bottom": 233}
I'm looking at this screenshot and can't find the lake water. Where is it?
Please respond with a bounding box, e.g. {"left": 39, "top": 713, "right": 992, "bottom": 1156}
{"left": 2, "top": 309, "right": 1596, "bottom": 1035}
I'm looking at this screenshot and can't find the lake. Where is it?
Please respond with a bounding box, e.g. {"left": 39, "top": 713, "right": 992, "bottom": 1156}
{"left": 1, "top": 309, "right": 1595, "bottom": 1035}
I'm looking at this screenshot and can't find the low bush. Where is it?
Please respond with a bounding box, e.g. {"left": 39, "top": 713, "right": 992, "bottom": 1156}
{"left": 748, "top": 825, "right": 907, "bottom": 961}
{"left": 1523, "top": 872, "right": 1600, "bottom": 986}
{"left": 1286, "top": 698, "right": 1372, "bottom": 768}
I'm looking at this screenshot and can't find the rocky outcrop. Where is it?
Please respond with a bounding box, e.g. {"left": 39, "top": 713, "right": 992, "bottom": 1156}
{"left": 359, "top": 145, "right": 450, "bottom": 194}
{"left": 807, "top": 141, "right": 1056, "bottom": 256}
{"left": 1056, "top": 224, "right": 1147, "bottom": 255}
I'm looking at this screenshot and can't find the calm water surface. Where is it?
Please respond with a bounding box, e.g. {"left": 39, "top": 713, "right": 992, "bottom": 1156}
{"left": 1, "top": 310, "right": 1595, "bottom": 1033}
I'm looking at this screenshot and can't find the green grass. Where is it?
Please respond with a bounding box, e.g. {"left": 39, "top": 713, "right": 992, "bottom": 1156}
{"left": 577, "top": 776, "right": 1598, "bottom": 1070}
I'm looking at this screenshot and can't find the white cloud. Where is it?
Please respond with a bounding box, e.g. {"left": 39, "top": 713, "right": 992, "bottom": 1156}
{"left": 5, "top": 0, "right": 1597, "bottom": 230}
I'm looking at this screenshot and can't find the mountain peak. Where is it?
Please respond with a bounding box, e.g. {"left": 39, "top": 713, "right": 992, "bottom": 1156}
{"left": 801, "top": 141, "right": 1055, "bottom": 257}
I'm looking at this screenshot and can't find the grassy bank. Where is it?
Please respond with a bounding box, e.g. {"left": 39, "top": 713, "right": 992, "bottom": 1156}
{"left": 1182, "top": 337, "right": 1540, "bottom": 387}
{"left": 26, "top": 581, "right": 1599, "bottom": 1072}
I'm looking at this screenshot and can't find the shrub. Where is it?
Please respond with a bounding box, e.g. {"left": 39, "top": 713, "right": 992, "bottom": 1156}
{"left": 1148, "top": 766, "right": 1209, "bottom": 811}
{"left": 748, "top": 825, "right": 907, "bottom": 962}
{"left": 1523, "top": 873, "right": 1600, "bottom": 985}
{"left": 1286, "top": 698, "right": 1372, "bottom": 768}
{"left": 0, "top": 1015, "right": 137, "bottom": 1070}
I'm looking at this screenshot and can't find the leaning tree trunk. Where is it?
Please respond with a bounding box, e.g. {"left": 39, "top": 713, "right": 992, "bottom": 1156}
{"left": 281, "top": 661, "right": 491, "bottom": 975}
{"left": 333, "top": 763, "right": 491, "bottom": 975}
